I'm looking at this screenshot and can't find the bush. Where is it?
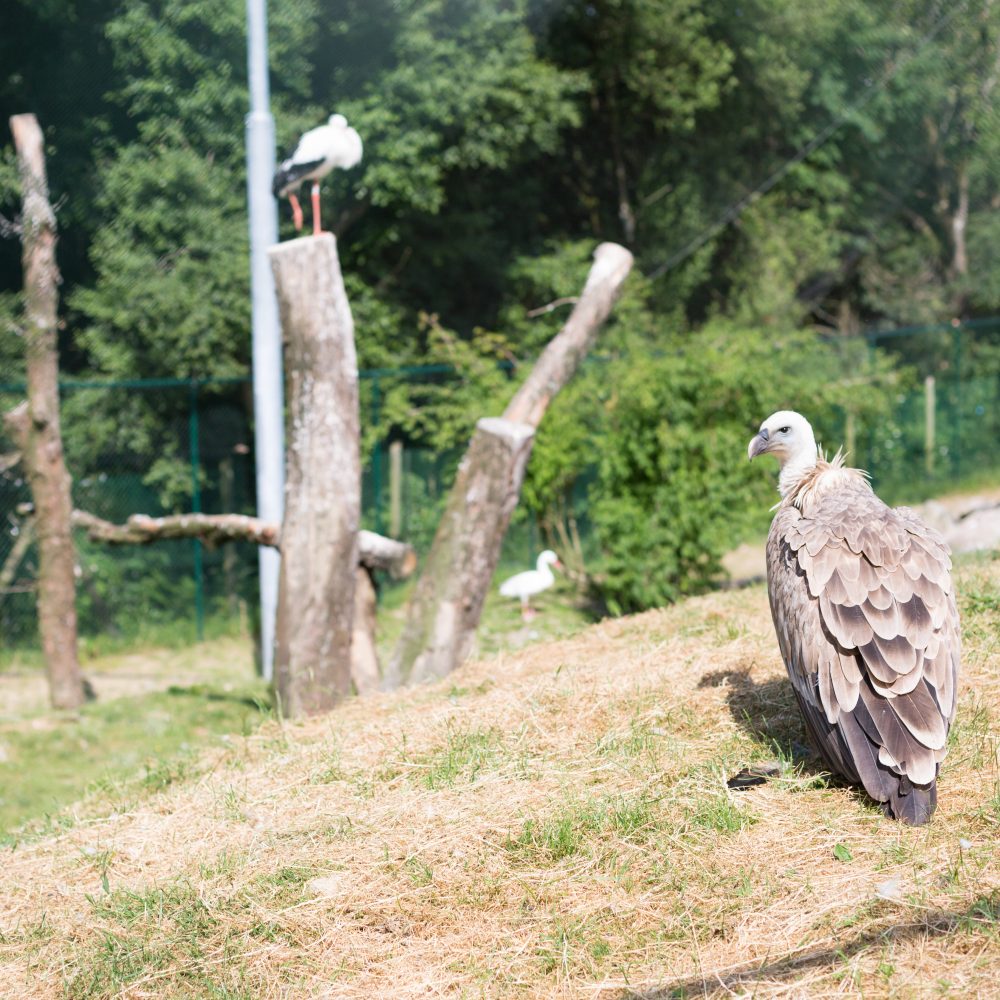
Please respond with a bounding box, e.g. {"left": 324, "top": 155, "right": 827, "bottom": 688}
{"left": 584, "top": 325, "right": 901, "bottom": 613}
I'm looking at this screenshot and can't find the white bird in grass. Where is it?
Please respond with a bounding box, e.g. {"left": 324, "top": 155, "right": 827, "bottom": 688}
{"left": 272, "top": 114, "right": 363, "bottom": 235}
{"left": 749, "top": 410, "right": 960, "bottom": 825}
{"left": 500, "top": 550, "right": 562, "bottom": 621}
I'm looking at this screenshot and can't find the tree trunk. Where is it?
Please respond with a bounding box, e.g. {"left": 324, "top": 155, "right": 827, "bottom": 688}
{"left": 386, "top": 418, "right": 536, "bottom": 685}
{"left": 268, "top": 234, "right": 360, "bottom": 717}
{"left": 9, "top": 114, "right": 84, "bottom": 710}
{"left": 388, "top": 242, "right": 634, "bottom": 685}
{"left": 351, "top": 567, "right": 380, "bottom": 694}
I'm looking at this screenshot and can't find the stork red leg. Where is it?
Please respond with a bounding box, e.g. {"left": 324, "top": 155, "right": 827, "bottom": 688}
{"left": 311, "top": 182, "right": 324, "bottom": 235}
{"left": 288, "top": 193, "right": 304, "bottom": 231}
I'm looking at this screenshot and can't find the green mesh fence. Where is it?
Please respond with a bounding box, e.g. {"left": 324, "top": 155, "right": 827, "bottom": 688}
{"left": 3, "top": 319, "right": 1000, "bottom": 652}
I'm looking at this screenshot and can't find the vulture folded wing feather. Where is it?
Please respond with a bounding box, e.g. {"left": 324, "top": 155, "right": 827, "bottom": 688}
{"left": 820, "top": 594, "right": 874, "bottom": 648}
{"left": 829, "top": 651, "right": 860, "bottom": 713}
{"left": 891, "top": 680, "right": 948, "bottom": 750}
{"left": 838, "top": 708, "right": 892, "bottom": 803}
{"left": 861, "top": 598, "right": 903, "bottom": 641}
{"left": 857, "top": 680, "right": 938, "bottom": 784}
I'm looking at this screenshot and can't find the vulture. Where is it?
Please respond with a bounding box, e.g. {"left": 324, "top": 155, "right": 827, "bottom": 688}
{"left": 272, "top": 113, "right": 363, "bottom": 235}
{"left": 748, "top": 410, "right": 960, "bottom": 824}
{"left": 499, "top": 550, "right": 562, "bottom": 621}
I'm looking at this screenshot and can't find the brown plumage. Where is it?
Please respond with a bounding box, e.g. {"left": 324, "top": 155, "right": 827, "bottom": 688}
{"left": 749, "top": 411, "right": 960, "bottom": 824}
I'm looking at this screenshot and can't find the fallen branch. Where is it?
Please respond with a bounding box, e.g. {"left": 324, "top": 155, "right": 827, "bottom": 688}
{"left": 71, "top": 509, "right": 281, "bottom": 549}
{"left": 22, "top": 507, "right": 417, "bottom": 579}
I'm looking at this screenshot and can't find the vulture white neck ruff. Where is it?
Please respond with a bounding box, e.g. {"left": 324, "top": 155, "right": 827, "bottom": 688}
{"left": 779, "top": 449, "right": 868, "bottom": 511}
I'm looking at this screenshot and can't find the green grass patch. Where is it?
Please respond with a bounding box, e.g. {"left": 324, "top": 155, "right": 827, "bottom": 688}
{"left": 411, "top": 724, "right": 504, "bottom": 789}
{"left": 0, "top": 682, "right": 271, "bottom": 840}
{"left": 505, "top": 791, "right": 660, "bottom": 863}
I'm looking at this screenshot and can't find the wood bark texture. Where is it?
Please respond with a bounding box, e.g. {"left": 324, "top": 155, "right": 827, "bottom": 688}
{"left": 387, "top": 418, "right": 535, "bottom": 685}
{"left": 502, "top": 243, "right": 634, "bottom": 426}
{"left": 68, "top": 509, "right": 415, "bottom": 576}
{"left": 268, "top": 234, "right": 360, "bottom": 717}
{"left": 388, "top": 242, "right": 633, "bottom": 686}
{"left": 351, "top": 567, "right": 380, "bottom": 694}
{"left": 9, "top": 114, "right": 85, "bottom": 710}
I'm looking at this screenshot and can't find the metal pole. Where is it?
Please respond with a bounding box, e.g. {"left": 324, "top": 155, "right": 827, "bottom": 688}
{"left": 372, "top": 376, "right": 382, "bottom": 535}
{"left": 245, "top": 0, "right": 284, "bottom": 680}
{"left": 189, "top": 380, "right": 205, "bottom": 641}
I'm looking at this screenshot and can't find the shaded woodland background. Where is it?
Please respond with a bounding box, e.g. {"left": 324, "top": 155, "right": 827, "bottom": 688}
{"left": 2, "top": 0, "right": 1000, "bottom": 632}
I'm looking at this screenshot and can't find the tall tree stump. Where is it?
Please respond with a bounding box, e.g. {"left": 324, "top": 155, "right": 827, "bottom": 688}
{"left": 388, "top": 243, "right": 633, "bottom": 685}
{"left": 8, "top": 114, "right": 85, "bottom": 710}
{"left": 268, "top": 234, "right": 360, "bottom": 717}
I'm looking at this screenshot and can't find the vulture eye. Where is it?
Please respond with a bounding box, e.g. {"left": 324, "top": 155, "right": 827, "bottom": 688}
{"left": 779, "top": 426, "right": 790, "bottom": 434}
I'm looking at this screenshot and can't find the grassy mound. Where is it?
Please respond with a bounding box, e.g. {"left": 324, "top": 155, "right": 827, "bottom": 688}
{"left": 2, "top": 559, "right": 1000, "bottom": 998}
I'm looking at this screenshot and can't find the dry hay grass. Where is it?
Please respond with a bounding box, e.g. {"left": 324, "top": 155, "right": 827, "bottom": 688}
{"left": 3, "top": 560, "right": 1000, "bottom": 999}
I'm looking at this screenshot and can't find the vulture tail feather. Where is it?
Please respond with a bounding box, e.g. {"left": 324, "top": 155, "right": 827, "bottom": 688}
{"left": 884, "top": 774, "right": 937, "bottom": 826}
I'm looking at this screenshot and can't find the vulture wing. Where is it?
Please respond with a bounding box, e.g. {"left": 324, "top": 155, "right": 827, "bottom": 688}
{"left": 766, "top": 473, "right": 959, "bottom": 824}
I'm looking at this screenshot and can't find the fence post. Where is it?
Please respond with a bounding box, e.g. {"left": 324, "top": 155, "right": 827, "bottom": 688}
{"left": 189, "top": 379, "right": 205, "bottom": 641}
{"left": 951, "top": 326, "right": 962, "bottom": 476}
{"left": 924, "top": 375, "right": 936, "bottom": 475}
{"left": 389, "top": 439, "right": 403, "bottom": 538}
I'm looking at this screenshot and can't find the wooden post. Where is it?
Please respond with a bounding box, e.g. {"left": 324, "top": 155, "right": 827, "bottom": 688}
{"left": 268, "top": 234, "right": 360, "bottom": 717}
{"left": 925, "top": 375, "right": 936, "bottom": 475}
{"left": 389, "top": 439, "right": 403, "bottom": 538}
{"left": 8, "top": 114, "right": 85, "bottom": 710}
{"left": 388, "top": 243, "right": 633, "bottom": 685}
{"left": 351, "top": 567, "right": 380, "bottom": 694}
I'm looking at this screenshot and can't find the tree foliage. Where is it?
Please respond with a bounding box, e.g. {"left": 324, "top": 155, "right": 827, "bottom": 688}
{"left": 2, "top": 0, "right": 999, "bottom": 609}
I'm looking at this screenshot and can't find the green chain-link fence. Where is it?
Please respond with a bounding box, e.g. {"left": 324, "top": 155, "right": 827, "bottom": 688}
{"left": 3, "top": 318, "right": 1000, "bottom": 652}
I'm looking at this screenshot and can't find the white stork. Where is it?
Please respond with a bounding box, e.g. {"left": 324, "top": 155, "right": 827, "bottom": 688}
{"left": 272, "top": 114, "right": 363, "bottom": 235}
{"left": 749, "top": 410, "right": 960, "bottom": 824}
{"left": 499, "top": 550, "right": 562, "bottom": 621}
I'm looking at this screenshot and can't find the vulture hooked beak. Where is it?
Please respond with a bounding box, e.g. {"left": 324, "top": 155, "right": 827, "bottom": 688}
{"left": 747, "top": 427, "right": 770, "bottom": 460}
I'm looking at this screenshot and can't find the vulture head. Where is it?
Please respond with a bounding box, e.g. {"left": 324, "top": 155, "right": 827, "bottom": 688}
{"left": 748, "top": 410, "right": 819, "bottom": 493}
{"left": 328, "top": 113, "right": 349, "bottom": 128}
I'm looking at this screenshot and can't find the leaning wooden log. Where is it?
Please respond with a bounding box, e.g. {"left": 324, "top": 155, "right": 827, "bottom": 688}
{"left": 386, "top": 419, "right": 535, "bottom": 686}
{"left": 269, "top": 233, "right": 361, "bottom": 718}
{"left": 9, "top": 113, "right": 85, "bottom": 710}
{"left": 65, "top": 509, "right": 415, "bottom": 578}
{"left": 387, "top": 243, "right": 633, "bottom": 686}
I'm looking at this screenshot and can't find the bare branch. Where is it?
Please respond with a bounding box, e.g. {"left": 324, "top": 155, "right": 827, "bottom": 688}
{"left": 0, "top": 515, "right": 34, "bottom": 596}
{"left": 0, "top": 212, "right": 22, "bottom": 239}
{"left": 526, "top": 296, "right": 579, "bottom": 319}
{"left": 58, "top": 507, "right": 416, "bottom": 578}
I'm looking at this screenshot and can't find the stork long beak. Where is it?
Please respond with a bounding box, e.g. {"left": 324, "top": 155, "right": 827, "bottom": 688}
{"left": 747, "top": 428, "right": 770, "bottom": 461}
